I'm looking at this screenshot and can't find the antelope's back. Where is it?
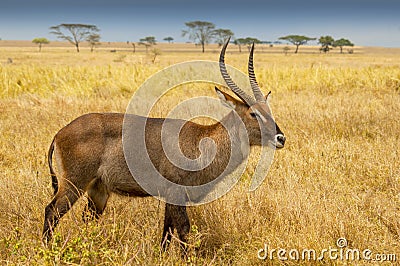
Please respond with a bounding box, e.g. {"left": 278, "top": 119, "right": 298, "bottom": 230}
{"left": 53, "top": 113, "right": 230, "bottom": 193}
{"left": 53, "top": 113, "right": 124, "bottom": 180}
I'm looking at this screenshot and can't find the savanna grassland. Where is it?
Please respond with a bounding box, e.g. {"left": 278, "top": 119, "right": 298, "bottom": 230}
{"left": 0, "top": 42, "right": 399, "bottom": 265}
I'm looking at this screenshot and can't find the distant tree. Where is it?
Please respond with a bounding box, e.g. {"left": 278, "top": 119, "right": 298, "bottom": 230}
{"left": 214, "top": 29, "right": 234, "bottom": 46}
{"left": 243, "top": 37, "right": 261, "bottom": 51}
{"left": 234, "top": 37, "right": 261, "bottom": 52}
{"left": 163, "top": 37, "right": 174, "bottom": 43}
{"left": 234, "top": 38, "right": 247, "bottom": 52}
{"left": 139, "top": 36, "right": 157, "bottom": 53}
{"left": 151, "top": 48, "right": 162, "bottom": 63}
{"left": 279, "top": 35, "right": 316, "bottom": 53}
{"left": 87, "top": 34, "right": 101, "bottom": 52}
{"left": 283, "top": 46, "right": 291, "bottom": 55}
{"left": 182, "top": 21, "right": 216, "bottom": 53}
{"left": 50, "top": 23, "right": 100, "bottom": 52}
{"left": 32, "top": 37, "right": 50, "bottom": 52}
{"left": 318, "top": 35, "right": 335, "bottom": 53}
{"left": 333, "top": 38, "right": 354, "bottom": 54}
{"left": 131, "top": 42, "right": 136, "bottom": 53}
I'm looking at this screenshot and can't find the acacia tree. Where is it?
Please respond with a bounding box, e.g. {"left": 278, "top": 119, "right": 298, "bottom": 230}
{"left": 234, "top": 38, "right": 246, "bottom": 52}
{"left": 214, "top": 29, "right": 234, "bottom": 46}
{"left": 163, "top": 37, "right": 174, "bottom": 43}
{"left": 131, "top": 42, "right": 136, "bottom": 53}
{"left": 244, "top": 37, "right": 261, "bottom": 51}
{"left": 32, "top": 37, "right": 50, "bottom": 52}
{"left": 151, "top": 48, "right": 162, "bottom": 63}
{"left": 139, "top": 36, "right": 157, "bottom": 53}
{"left": 318, "top": 35, "right": 335, "bottom": 53}
{"left": 234, "top": 37, "right": 261, "bottom": 52}
{"left": 333, "top": 38, "right": 354, "bottom": 54}
{"left": 279, "top": 35, "right": 316, "bottom": 53}
{"left": 283, "top": 46, "right": 291, "bottom": 55}
{"left": 50, "top": 23, "right": 100, "bottom": 52}
{"left": 87, "top": 34, "right": 101, "bottom": 52}
{"left": 182, "top": 21, "right": 216, "bottom": 53}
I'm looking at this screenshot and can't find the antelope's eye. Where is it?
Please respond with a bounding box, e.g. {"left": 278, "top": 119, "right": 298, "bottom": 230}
{"left": 250, "top": 112, "right": 258, "bottom": 119}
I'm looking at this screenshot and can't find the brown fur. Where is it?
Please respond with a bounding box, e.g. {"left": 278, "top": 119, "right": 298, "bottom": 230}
{"left": 42, "top": 89, "right": 284, "bottom": 249}
{"left": 43, "top": 40, "right": 286, "bottom": 251}
{"left": 43, "top": 90, "right": 284, "bottom": 251}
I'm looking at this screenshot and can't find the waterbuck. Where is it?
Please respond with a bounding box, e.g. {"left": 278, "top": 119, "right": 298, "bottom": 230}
{"left": 42, "top": 39, "right": 286, "bottom": 249}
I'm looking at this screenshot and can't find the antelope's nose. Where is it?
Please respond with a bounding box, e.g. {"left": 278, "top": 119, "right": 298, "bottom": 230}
{"left": 275, "top": 134, "right": 286, "bottom": 149}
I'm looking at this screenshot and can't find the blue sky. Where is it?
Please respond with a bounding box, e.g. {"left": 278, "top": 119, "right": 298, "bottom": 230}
{"left": 0, "top": 0, "right": 399, "bottom": 47}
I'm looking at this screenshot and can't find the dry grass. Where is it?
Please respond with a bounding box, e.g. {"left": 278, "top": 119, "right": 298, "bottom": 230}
{"left": 0, "top": 44, "right": 399, "bottom": 265}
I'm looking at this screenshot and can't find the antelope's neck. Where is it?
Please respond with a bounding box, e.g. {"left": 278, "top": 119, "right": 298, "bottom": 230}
{"left": 204, "top": 111, "right": 250, "bottom": 161}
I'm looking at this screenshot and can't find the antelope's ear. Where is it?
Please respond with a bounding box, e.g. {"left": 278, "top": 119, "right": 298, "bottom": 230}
{"left": 265, "top": 91, "right": 272, "bottom": 100}
{"left": 215, "top": 87, "right": 236, "bottom": 109}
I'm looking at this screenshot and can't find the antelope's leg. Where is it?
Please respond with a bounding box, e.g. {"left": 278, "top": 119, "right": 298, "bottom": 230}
{"left": 162, "top": 203, "right": 190, "bottom": 251}
{"left": 42, "top": 183, "right": 82, "bottom": 243}
{"left": 83, "top": 178, "right": 109, "bottom": 221}
{"left": 161, "top": 203, "right": 175, "bottom": 250}
{"left": 173, "top": 205, "right": 190, "bottom": 251}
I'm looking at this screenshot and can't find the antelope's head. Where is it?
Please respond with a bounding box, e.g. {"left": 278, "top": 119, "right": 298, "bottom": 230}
{"left": 216, "top": 38, "right": 285, "bottom": 149}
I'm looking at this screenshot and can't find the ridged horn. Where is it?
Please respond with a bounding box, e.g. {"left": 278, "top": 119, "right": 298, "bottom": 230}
{"left": 248, "top": 42, "right": 266, "bottom": 102}
{"left": 219, "top": 37, "right": 256, "bottom": 106}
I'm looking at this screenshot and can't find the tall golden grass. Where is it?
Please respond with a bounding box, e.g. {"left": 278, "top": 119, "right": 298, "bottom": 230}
{"left": 0, "top": 45, "right": 399, "bottom": 265}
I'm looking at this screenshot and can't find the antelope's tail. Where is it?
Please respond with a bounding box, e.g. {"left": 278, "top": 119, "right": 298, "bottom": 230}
{"left": 48, "top": 138, "right": 58, "bottom": 195}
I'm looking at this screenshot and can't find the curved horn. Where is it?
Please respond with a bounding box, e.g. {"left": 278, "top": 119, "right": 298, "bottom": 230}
{"left": 248, "top": 42, "right": 266, "bottom": 102}
{"left": 219, "top": 37, "right": 256, "bottom": 106}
